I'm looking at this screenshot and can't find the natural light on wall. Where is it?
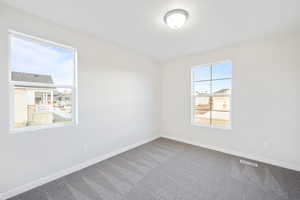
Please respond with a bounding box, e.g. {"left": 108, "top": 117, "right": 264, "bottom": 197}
{"left": 191, "top": 61, "right": 232, "bottom": 129}
{"left": 9, "top": 31, "right": 77, "bottom": 132}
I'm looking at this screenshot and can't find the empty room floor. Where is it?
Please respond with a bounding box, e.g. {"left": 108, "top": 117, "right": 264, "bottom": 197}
{"left": 8, "top": 138, "right": 300, "bottom": 200}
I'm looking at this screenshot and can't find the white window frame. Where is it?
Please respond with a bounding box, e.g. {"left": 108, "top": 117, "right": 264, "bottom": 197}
{"left": 191, "top": 60, "right": 232, "bottom": 129}
{"left": 8, "top": 30, "right": 78, "bottom": 133}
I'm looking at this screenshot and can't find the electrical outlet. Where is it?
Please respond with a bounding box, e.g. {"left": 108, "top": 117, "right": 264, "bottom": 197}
{"left": 83, "top": 144, "right": 88, "bottom": 153}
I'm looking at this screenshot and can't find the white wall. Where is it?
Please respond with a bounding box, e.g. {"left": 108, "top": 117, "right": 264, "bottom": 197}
{"left": 1, "top": 2, "right": 300, "bottom": 197}
{"left": 161, "top": 32, "right": 300, "bottom": 170}
{"left": 0, "top": 4, "right": 161, "bottom": 194}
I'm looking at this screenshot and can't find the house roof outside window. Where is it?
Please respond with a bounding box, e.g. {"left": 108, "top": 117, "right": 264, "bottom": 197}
{"left": 214, "top": 89, "right": 230, "bottom": 95}
{"left": 11, "top": 72, "right": 53, "bottom": 84}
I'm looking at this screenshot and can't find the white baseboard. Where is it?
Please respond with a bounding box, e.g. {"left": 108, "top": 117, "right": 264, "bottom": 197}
{"left": 161, "top": 135, "right": 300, "bottom": 172}
{"left": 2, "top": 134, "right": 299, "bottom": 200}
{"left": 0, "top": 136, "right": 159, "bottom": 200}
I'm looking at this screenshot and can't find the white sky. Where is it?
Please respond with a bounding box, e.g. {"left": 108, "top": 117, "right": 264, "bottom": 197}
{"left": 10, "top": 35, "right": 74, "bottom": 86}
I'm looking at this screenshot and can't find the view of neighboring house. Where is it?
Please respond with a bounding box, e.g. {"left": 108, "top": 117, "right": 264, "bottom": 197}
{"left": 194, "top": 88, "right": 231, "bottom": 126}
{"left": 12, "top": 72, "right": 72, "bottom": 128}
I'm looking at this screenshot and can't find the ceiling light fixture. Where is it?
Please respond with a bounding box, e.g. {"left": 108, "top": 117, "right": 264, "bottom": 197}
{"left": 164, "top": 9, "right": 189, "bottom": 30}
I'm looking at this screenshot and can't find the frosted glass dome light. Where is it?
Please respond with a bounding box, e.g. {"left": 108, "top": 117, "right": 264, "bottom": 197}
{"left": 164, "top": 9, "right": 189, "bottom": 29}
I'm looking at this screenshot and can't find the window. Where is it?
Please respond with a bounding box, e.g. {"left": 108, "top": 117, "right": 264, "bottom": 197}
{"left": 191, "top": 60, "right": 232, "bottom": 129}
{"left": 9, "top": 31, "right": 77, "bottom": 132}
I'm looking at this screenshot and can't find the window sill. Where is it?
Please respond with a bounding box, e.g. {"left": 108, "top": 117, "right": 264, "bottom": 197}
{"left": 10, "top": 122, "right": 76, "bottom": 134}
{"left": 191, "top": 122, "right": 232, "bottom": 130}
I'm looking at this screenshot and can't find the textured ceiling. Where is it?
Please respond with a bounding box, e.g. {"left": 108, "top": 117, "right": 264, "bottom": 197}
{"left": 1, "top": 0, "right": 300, "bottom": 63}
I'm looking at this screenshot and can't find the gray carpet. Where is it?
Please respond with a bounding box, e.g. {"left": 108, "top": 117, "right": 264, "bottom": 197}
{"left": 8, "top": 138, "right": 300, "bottom": 200}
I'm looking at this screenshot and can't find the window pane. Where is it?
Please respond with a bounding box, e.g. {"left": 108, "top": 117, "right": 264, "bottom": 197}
{"left": 193, "top": 109, "right": 210, "bottom": 126}
{"left": 13, "top": 86, "right": 72, "bottom": 128}
{"left": 194, "top": 81, "right": 210, "bottom": 96}
{"left": 194, "top": 96, "right": 210, "bottom": 110}
{"left": 10, "top": 35, "right": 74, "bottom": 86}
{"left": 212, "top": 61, "right": 232, "bottom": 79}
{"left": 211, "top": 111, "right": 230, "bottom": 127}
{"left": 212, "top": 96, "right": 230, "bottom": 112}
{"left": 212, "top": 79, "right": 231, "bottom": 95}
{"left": 192, "top": 65, "right": 211, "bottom": 81}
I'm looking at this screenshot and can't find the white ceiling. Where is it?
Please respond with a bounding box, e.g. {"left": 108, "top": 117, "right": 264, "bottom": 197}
{"left": 1, "top": 0, "right": 300, "bottom": 63}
